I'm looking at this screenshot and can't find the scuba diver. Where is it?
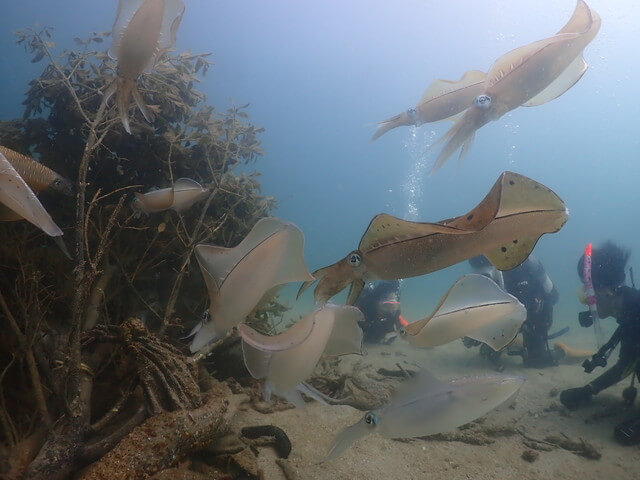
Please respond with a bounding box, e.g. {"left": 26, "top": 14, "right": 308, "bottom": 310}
{"left": 559, "top": 241, "right": 640, "bottom": 446}
{"left": 464, "top": 254, "right": 559, "bottom": 369}
{"left": 355, "top": 280, "right": 408, "bottom": 344}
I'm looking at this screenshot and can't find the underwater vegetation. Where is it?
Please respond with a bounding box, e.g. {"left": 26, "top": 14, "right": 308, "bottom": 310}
{"left": 0, "top": 14, "right": 278, "bottom": 479}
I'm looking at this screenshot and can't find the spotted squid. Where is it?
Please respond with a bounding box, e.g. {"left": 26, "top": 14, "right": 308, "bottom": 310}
{"left": 297, "top": 171, "right": 568, "bottom": 305}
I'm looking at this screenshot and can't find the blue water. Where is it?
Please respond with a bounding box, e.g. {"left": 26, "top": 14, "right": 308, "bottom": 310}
{"left": 1, "top": 1, "right": 637, "bottom": 339}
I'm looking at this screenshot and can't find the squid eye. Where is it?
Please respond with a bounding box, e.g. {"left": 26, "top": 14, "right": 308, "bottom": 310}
{"left": 474, "top": 94, "right": 492, "bottom": 108}
{"left": 347, "top": 252, "right": 362, "bottom": 267}
{"left": 364, "top": 412, "right": 378, "bottom": 426}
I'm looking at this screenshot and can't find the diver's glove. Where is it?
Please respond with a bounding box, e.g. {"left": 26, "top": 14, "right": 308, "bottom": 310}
{"left": 560, "top": 385, "right": 593, "bottom": 410}
{"left": 614, "top": 417, "right": 640, "bottom": 445}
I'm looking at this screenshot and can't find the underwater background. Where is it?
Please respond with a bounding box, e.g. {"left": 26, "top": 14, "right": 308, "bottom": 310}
{"left": 3, "top": 0, "right": 635, "bottom": 331}
{"left": 0, "top": 1, "right": 639, "bottom": 477}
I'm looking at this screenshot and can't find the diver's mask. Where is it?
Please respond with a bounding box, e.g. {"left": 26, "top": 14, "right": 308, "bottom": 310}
{"left": 380, "top": 300, "right": 401, "bottom": 318}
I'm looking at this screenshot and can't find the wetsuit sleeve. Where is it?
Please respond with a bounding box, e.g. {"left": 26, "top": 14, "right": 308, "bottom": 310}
{"left": 589, "top": 362, "right": 629, "bottom": 394}
{"left": 589, "top": 338, "right": 639, "bottom": 394}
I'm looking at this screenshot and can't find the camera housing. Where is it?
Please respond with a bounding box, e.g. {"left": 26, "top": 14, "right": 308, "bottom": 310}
{"left": 578, "top": 310, "right": 594, "bottom": 328}
{"left": 582, "top": 353, "right": 607, "bottom": 373}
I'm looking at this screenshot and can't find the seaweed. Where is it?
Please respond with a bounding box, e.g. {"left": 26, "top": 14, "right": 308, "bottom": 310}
{"left": 0, "top": 26, "right": 282, "bottom": 479}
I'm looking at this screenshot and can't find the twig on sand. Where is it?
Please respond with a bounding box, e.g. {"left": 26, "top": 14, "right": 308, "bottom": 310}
{"left": 276, "top": 458, "right": 300, "bottom": 480}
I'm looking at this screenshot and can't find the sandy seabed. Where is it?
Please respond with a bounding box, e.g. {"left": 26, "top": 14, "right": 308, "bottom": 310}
{"left": 230, "top": 335, "right": 640, "bottom": 480}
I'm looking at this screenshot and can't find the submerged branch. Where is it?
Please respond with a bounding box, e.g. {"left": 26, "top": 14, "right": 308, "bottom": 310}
{"left": 78, "top": 382, "right": 239, "bottom": 480}
{"left": 160, "top": 192, "right": 225, "bottom": 335}
{"left": 0, "top": 290, "right": 51, "bottom": 428}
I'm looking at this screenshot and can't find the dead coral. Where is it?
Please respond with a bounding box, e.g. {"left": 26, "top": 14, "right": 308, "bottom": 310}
{"left": 82, "top": 318, "right": 201, "bottom": 414}
{"left": 544, "top": 434, "right": 602, "bottom": 460}
{"left": 418, "top": 420, "right": 518, "bottom": 446}
{"left": 309, "top": 359, "right": 396, "bottom": 411}
{"left": 78, "top": 382, "right": 240, "bottom": 480}
{"left": 516, "top": 428, "right": 601, "bottom": 459}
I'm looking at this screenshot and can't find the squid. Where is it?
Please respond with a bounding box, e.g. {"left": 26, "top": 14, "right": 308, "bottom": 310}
{"left": 133, "top": 177, "right": 209, "bottom": 213}
{"left": 0, "top": 146, "right": 72, "bottom": 196}
{"left": 297, "top": 171, "right": 568, "bottom": 305}
{"left": 402, "top": 274, "right": 526, "bottom": 350}
{"left": 239, "top": 304, "right": 363, "bottom": 408}
{"left": 371, "top": 70, "right": 486, "bottom": 141}
{"left": 325, "top": 370, "right": 525, "bottom": 460}
{"left": 190, "top": 217, "right": 313, "bottom": 353}
{"left": 430, "top": 0, "right": 600, "bottom": 172}
{"left": 0, "top": 151, "right": 63, "bottom": 237}
{"left": 104, "top": 0, "right": 185, "bottom": 134}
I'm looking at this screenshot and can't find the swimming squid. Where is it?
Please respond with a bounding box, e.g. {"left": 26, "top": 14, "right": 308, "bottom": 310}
{"left": 0, "top": 151, "right": 63, "bottom": 237}
{"left": 0, "top": 146, "right": 72, "bottom": 196}
{"left": 371, "top": 70, "right": 486, "bottom": 141}
{"left": 325, "top": 370, "right": 525, "bottom": 460}
{"left": 402, "top": 274, "right": 526, "bottom": 350}
{"left": 190, "top": 217, "right": 314, "bottom": 353}
{"left": 297, "top": 171, "right": 568, "bottom": 305}
{"left": 239, "top": 304, "right": 363, "bottom": 408}
{"left": 430, "top": 0, "right": 600, "bottom": 172}
{"left": 133, "top": 177, "right": 209, "bottom": 214}
{"left": 104, "top": 0, "right": 185, "bottom": 134}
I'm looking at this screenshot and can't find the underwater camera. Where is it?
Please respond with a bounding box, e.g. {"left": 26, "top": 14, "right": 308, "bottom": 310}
{"left": 578, "top": 310, "right": 594, "bottom": 328}
{"left": 582, "top": 352, "right": 607, "bottom": 373}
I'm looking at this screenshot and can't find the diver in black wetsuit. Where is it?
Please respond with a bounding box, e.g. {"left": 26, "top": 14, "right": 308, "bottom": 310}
{"left": 465, "top": 255, "right": 559, "bottom": 369}
{"left": 355, "top": 280, "right": 407, "bottom": 344}
{"left": 560, "top": 241, "right": 640, "bottom": 445}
